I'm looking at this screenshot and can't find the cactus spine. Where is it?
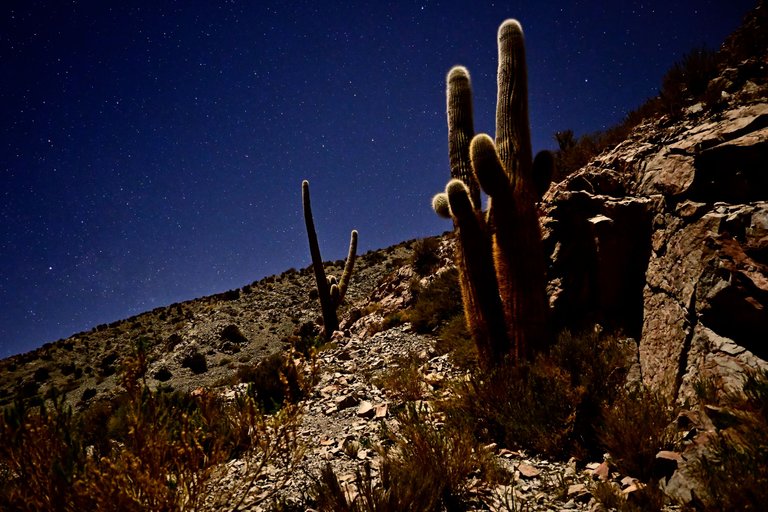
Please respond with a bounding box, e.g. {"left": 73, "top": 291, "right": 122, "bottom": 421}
{"left": 432, "top": 20, "right": 552, "bottom": 368}
{"left": 302, "top": 180, "right": 358, "bottom": 339}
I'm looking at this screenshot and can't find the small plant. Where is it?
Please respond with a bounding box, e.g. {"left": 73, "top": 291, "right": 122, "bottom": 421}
{"left": 235, "top": 351, "right": 303, "bottom": 412}
{"left": 181, "top": 350, "right": 208, "bottom": 374}
{"left": 220, "top": 323, "right": 249, "bottom": 344}
{"left": 411, "top": 237, "right": 441, "bottom": 276}
{"left": 374, "top": 351, "right": 425, "bottom": 402}
{"left": 599, "top": 385, "right": 678, "bottom": 480}
{"left": 435, "top": 314, "right": 477, "bottom": 369}
{"left": 660, "top": 46, "right": 721, "bottom": 115}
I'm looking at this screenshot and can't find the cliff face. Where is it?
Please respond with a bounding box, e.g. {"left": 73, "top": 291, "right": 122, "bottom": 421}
{"left": 543, "top": 69, "right": 768, "bottom": 400}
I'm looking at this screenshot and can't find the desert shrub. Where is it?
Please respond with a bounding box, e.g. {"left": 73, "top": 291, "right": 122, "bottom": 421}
{"left": 599, "top": 385, "right": 678, "bottom": 480}
{"left": 411, "top": 237, "right": 441, "bottom": 276}
{"left": 235, "top": 352, "right": 303, "bottom": 412}
{"left": 660, "top": 46, "right": 721, "bottom": 115}
{"left": 17, "top": 380, "right": 40, "bottom": 399}
{"left": 449, "top": 358, "right": 583, "bottom": 457}
{"left": 153, "top": 366, "right": 172, "bottom": 381}
{"left": 181, "top": 350, "right": 208, "bottom": 374}
{"left": 446, "top": 330, "right": 635, "bottom": 458}
{"left": 221, "top": 324, "right": 249, "bottom": 344}
{"left": 32, "top": 367, "right": 50, "bottom": 382}
{"left": 0, "top": 346, "right": 304, "bottom": 511}
{"left": 374, "top": 351, "right": 425, "bottom": 402}
{"left": 407, "top": 268, "right": 463, "bottom": 334}
{"left": 592, "top": 480, "right": 666, "bottom": 512}
{"left": 550, "top": 330, "right": 636, "bottom": 457}
{"left": 435, "top": 314, "right": 476, "bottom": 369}
{"left": 60, "top": 362, "right": 77, "bottom": 376}
{"left": 368, "top": 311, "right": 408, "bottom": 335}
{"left": 688, "top": 369, "right": 768, "bottom": 511}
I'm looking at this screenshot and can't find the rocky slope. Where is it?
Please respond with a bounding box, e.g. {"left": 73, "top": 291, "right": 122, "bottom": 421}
{"left": 1, "top": 4, "right": 767, "bottom": 509}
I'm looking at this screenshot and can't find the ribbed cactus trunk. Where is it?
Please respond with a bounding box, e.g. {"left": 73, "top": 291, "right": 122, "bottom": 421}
{"left": 302, "top": 180, "right": 358, "bottom": 340}
{"left": 432, "top": 19, "right": 552, "bottom": 368}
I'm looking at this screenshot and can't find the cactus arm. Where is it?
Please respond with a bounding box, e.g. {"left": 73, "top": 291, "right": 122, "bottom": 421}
{"left": 447, "top": 66, "right": 481, "bottom": 207}
{"left": 446, "top": 180, "right": 511, "bottom": 366}
{"left": 302, "top": 180, "right": 339, "bottom": 337}
{"left": 336, "top": 229, "right": 358, "bottom": 305}
{"left": 495, "top": 19, "right": 533, "bottom": 189}
{"left": 432, "top": 193, "right": 452, "bottom": 219}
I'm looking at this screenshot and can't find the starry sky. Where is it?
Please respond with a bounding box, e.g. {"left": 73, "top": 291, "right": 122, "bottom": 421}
{"left": 1, "top": 0, "right": 757, "bottom": 357}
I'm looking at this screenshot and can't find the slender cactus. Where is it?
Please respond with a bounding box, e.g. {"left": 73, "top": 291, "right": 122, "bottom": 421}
{"left": 302, "top": 180, "right": 358, "bottom": 339}
{"left": 433, "top": 20, "right": 553, "bottom": 368}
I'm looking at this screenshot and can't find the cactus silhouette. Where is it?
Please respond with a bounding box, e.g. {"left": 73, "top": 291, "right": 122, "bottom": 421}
{"left": 432, "top": 19, "right": 553, "bottom": 368}
{"left": 302, "top": 180, "right": 358, "bottom": 339}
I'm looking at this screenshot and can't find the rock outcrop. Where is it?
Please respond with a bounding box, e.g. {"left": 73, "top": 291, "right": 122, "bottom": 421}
{"left": 543, "top": 96, "right": 768, "bottom": 401}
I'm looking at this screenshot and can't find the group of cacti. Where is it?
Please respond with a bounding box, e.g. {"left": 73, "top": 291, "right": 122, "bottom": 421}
{"left": 300, "top": 19, "right": 551, "bottom": 364}
{"left": 432, "top": 19, "right": 552, "bottom": 369}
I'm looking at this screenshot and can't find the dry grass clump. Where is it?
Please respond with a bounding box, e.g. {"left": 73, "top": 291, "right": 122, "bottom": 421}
{"left": 373, "top": 350, "right": 426, "bottom": 402}
{"left": 689, "top": 369, "right": 768, "bottom": 511}
{"left": 598, "top": 384, "right": 678, "bottom": 480}
{"left": 312, "top": 404, "right": 505, "bottom": 511}
{"left": 444, "top": 330, "right": 636, "bottom": 459}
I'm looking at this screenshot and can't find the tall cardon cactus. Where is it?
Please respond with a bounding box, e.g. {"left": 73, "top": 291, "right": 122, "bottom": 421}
{"left": 432, "top": 20, "right": 553, "bottom": 369}
{"left": 302, "top": 180, "right": 358, "bottom": 339}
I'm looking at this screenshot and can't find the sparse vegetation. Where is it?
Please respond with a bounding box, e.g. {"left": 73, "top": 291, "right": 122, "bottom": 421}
{"left": 407, "top": 268, "right": 463, "bottom": 334}
{"left": 0, "top": 345, "right": 304, "bottom": 512}
{"left": 599, "top": 384, "right": 678, "bottom": 480}
{"left": 234, "top": 351, "right": 303, "bottom": 412}
{"left": 688, "top": 369, "right": 768, "bottom": 510}
{"left": 445, "top": 330, "right": 636, "bottom": 459}
{"left": 312, "top": 404, "right": 505, "bottom": 511}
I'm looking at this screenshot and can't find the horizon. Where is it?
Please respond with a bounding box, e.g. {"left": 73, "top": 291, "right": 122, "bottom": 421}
{"left": 1, "top": 0, "right": 757, "bottom": 357}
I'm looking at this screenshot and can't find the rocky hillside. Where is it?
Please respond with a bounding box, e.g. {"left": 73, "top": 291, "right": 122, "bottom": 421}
{"left": 1, "top": 3, "right": 767, "bottom": 510}
{"left": 0, "top": 241, "right": 421, "bottom": 410}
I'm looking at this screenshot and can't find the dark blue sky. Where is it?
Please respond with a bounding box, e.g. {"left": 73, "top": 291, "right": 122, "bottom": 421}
{"left": 1, "top": 0, "right": 756, "bottom": 357}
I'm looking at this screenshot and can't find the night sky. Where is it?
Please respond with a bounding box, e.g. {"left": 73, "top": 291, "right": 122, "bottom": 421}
{"left": 1, "top": 1, "right": 756, "bottom": 357}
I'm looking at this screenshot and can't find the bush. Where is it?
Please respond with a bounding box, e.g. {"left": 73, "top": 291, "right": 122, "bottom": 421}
{"left": 407, "top": 268, "right": 463, "bottom": 334}
{"left": 0, "top": 349, "right": 304, "bottom": 511}
{"left": 446, "top": 330, "right": 636, "bottom": 459}
{"left": 374, "top": 351, "right": 425, "bottom": 402}
{"left": 181, "top": 351, "right": 208, "bottom": 374}
{"left": 235, "top": 352, "right": 303, "bottom": 412}
{"left": 411, "top": 238, "right": 441, "bottom": 276}
{"left": 220, "top": 324, "right": 249, "bottom": 344}
{"left": 435, "top": 314, "right": 476, "bottom": 369}
{"left": 32, "top": 367, "right": 50, "bottom": 382}
{"left": 450, "top": 358, "right": 583, "bottom": 457}
{"left": 660, "top": 47, "right": 721, "bottom": 115}
{"left": 599, "top": 385, "right": 677, "bottom": 480}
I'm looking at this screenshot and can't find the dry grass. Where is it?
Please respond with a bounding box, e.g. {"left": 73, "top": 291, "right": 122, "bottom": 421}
{"left": 312, "top": 403, "right": 505, "bottom": 511}
{"left": 0, "top": 344, "right": 304, "bottom": 511}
